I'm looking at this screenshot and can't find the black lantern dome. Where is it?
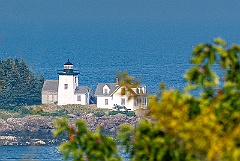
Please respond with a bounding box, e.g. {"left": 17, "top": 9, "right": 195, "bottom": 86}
{"left": 57, "top": 59, "right": 80, "bottom": 75}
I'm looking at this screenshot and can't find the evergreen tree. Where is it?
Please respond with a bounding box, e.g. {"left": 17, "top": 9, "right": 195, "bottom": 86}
{"left": 0, "top": 58, "right": 44, "bottom": 108}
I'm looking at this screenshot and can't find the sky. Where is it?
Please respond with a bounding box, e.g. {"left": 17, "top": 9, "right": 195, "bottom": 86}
{"left": 1, "top": 1, "right": 240, "bottom": 25}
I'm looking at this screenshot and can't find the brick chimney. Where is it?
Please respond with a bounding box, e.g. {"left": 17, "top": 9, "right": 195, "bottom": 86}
{"left": 116, "top": 77, "right": 119, "bottom": 86}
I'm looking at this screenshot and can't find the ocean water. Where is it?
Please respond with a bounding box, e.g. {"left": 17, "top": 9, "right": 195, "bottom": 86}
{"left": 1, "top": 22, "right": 240, "bottom": 94}
{"left": 0, "top": 22, "right": 240, "bottom": 160}
{"left": 0, "top": 146, "right": 62, "bottom": 161}
{"left": 0, "top": 146, "right": 129, "bottom": 161}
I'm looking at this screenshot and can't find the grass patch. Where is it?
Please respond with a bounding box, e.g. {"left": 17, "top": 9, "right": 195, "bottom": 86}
{"left": 40, "top": 109, "right": 70, "bottom": 117}
{"left": 0, "top": 104, "right": 112, "bottom": 119}
{"left": 0, "top": 109, "right": 21, "bottom": 120}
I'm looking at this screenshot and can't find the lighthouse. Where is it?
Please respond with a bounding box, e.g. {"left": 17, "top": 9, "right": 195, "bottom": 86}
{"left": 57, "top": 59, "right": 80, "bottom": 105}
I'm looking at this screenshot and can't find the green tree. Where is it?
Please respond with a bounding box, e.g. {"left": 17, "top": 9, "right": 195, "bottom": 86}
{"left": 0, "top": 58, "right": 44, "bottom": 107}
{"left": 53, "top": 118, "right": 121, "bottom": 161}
{"left": 54, "top": 38, "right": 240, "bottom": 161}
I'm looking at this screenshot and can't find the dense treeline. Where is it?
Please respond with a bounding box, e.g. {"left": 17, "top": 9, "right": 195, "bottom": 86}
{"left": 0, "top": 58, "right": 44, "bottom": 108}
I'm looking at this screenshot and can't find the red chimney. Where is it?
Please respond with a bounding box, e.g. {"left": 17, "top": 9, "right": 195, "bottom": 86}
{"left": 116, "top": 77, "right": 119, "bottom": 85}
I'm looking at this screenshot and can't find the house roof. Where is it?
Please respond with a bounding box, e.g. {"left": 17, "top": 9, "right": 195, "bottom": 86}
{"left": 95, "top": 83, "right": 119, "bottom": 96}
{"left": 75, "top": 86, "right": 92, "bottom": 94}
{"left": 42, "top": 80, "right": 59, "bottom": 93}
{"left": 95, "top": 83, "right": 148, "bottom": 96}
{"left": 42, "top": 80, "right": 92, "bottom": 94}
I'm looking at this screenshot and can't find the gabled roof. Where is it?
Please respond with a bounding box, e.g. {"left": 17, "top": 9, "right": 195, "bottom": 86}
{"left": 42, "top": 80, "right": 59, "bottom": 93}
{"left": 95, "top": 83, "right": 119, "bottom": 96}
{"left": 75, "top": 86, "right": 92, "bottom": 94}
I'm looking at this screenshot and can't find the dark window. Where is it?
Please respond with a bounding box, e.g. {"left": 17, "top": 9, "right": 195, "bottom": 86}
{"left": 134, "top": 99, "right": 137, "bottom": 106}
{"left": 64, "top": 84, "right": 68, "bottom": 89}
{"left": 137, "top": 98, "right": 141, "bottom": 106}
{"left": 143, "top": 97, "right": 147, "bottom": 105}
{"left": 77, "top": 95, "right": 81, "bottom": 101}
{"left": 104, "top": 89, "right": 108, "bottom": 94}
{"left": 121, "top": 98, "right": 125, "bottom": 106}
{"left": 105, "top": 99, "right": 108, "bottom": 105}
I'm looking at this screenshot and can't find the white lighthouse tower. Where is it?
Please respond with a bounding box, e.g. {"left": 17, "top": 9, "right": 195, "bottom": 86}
{"left": 57, "top": 59, "right": 80, "bottom": 105}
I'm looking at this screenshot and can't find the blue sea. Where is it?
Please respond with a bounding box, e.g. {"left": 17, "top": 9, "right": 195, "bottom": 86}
{"left": 0, "top": 21, "right": 240, "bottom": 160}
{"left": 0, "top": 146, "right": 62, "bottom": 161}
{"left": 1, "top": 22, "right": 240, "bottom": 94}
{"left": 0, "top": 146, "right": 129, "bottom": 161}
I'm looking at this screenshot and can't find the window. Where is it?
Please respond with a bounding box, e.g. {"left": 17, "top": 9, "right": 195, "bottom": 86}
{"left": 75, "top": 77, "right": 77, "bottom": 84}
{"left": 64, "top": 84, "right": 68, "bottom": 89}
{"left": 77, "top": 95, "right": 81, "bottom": 101}
{"left": 121, "top": 98, "right": 125, "bottom": 106}
{"left": 134, "top": 99, "right": 137, "bottom": 106}
{"left": 53, "top": 95, "right": 58, "bottom": 101}
{"left": 104, "top": 89, "right": 108, "bottom": 94}
{"left": 143, "top": 97, "right": 147, "bottom": 105}
{"left": 105, "top": 99, "right": 108, "bottom": 105}
{"left": 48, "top": 95, "right": 52, "bottom": 101}
{"left": 137, "top": 98, "right": 141, "bottom": 106}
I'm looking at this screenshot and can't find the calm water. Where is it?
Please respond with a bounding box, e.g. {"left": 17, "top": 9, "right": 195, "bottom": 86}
{"left": 0, "top": 146, "right": 62, "bottom": 161}
{"left": 1, "top": 22, "right": 240, "bottom": 94}
{"left": 0, "top": 146, "right": 129, "bottom": 161}
{"left": 0, "top": 22, "right": 240, "bottom": 160}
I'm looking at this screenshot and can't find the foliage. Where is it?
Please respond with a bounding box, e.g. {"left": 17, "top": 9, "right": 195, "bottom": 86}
{"left": 53, "top": 118, "right": 121, "bottom": 161}
{"left": 59, "top": 104, "right": 108, "bottom": 116}
{"left": 0, "top": 58, "right": 44, "bottom": 107}
{"left": 14, "top": 106, "right": 32, "bottom": 115}
{"left": 0, "top": 109, "right": 21, "bottom": 120}
{"left": 93, "top": 110, "right": 106, "bottom": 117}
{"left": 40, "top": 109, "right": 70, "bottom": 117}
{"left": 118, "top": 38, "right": 240, "bottom": 161}
{"left": 112, "top": 104, "right": 128, "bottom": 111}
{"left": 117, "top": 71, "right": 140, "bottom": 99}
{"left": 108, "top": 111, "right": 136, "bottom": 117}
{"left": 54, "top": 38, "right": 240, "bottom": 161}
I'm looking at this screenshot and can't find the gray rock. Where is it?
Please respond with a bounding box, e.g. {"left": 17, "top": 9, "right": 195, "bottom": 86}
{"left": 0, "top": 110, "right": 139, "bottom": 145}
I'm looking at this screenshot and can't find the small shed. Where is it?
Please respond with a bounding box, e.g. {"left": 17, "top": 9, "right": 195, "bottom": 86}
{"left": 42, "top": 80, "right": 58, "bottom": 104}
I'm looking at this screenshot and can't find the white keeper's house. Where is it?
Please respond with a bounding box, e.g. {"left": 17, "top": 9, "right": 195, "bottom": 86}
{"left": 95, "top": 78, "right": 148, "bottom": 111}
{"left": 42, "top": 60, "right": 148, "bottom": 110}
{"left": 42, "top": 59, "right": 94, "bottom": 105}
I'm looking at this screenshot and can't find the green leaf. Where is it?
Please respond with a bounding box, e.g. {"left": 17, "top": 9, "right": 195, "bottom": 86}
{"left": 214, "top": 37, "right": 227, "bottom": 46}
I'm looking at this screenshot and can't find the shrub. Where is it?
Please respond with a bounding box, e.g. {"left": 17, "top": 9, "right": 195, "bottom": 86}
{"left": 94, "top": 110, "right": 105, "bottom": 117}
{"left": 109, "top": 111, "right": 136, "bottom": 117}
{"left": 40, "top": 109, "right": 69, "bottom": 117}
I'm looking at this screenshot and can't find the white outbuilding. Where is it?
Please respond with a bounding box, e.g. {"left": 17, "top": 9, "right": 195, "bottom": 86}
{"left": 42, "top": 59, "right": 94, "bottom": 105}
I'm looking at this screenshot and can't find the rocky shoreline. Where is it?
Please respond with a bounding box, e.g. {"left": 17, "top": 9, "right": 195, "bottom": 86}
{"left": 0, "top": 110, "right": 142, "bottom": 146}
